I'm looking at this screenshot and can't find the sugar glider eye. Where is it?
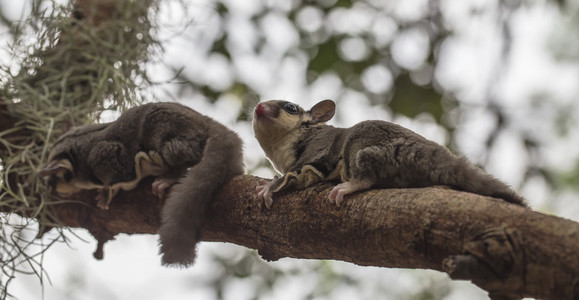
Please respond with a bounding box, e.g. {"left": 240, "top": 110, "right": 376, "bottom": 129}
{"left": 283, "top": 103, "right": 298, "bottom": 114}
{"left": 59, "top": 170, "right": 73, "bottom": 182}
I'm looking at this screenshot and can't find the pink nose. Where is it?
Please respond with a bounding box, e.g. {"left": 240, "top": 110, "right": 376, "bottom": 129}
{"left": 254, "top": 103, "right": 267, "bottom": 116}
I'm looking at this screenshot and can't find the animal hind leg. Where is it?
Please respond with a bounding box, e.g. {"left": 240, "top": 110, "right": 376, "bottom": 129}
{"left": 329, "top": 179, "right": 374, "bottom": 206}
{"left": 152, "top": 177, "right": 180, "bottom": 199}
{"left": 328, "top": 146, "right": 384, "bottom": 206}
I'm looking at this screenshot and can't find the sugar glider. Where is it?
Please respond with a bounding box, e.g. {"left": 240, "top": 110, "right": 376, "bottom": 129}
{"left": 252, "top": 99, "right": 526, "bottom": 208}
{"left": 40, "top": 102, "right": 244, "bottom": 267}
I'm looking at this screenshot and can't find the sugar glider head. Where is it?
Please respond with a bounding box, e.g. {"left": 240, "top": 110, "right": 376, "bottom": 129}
{"left": 38, "top": 125, "right": 106, "bottom": 197}
{"left": 252, "top": 99, "right": 336, "bottom": 173}
{"left": 38, "top": 155, "right": 79, "bottom": 197}
{"left": 252, "top": 99, "right": 336, "bottom": 143}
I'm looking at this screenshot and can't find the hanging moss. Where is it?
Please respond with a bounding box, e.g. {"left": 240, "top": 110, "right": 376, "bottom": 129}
{"left": 0, "top": 0, "right": 160, "bottom": 298}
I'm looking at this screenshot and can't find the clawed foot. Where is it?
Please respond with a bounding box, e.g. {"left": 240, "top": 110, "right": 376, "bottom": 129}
{"left": 329, "top": 180, "right": 373, "bottom": 206}
{"left": 153, "top": 177, "right": 179, "bottom": 199}
{"left": 328, "top": 182, "right": 351, "bottom": 206}
{"left": 256, "top": 176, "right": 278, "bottom": 209}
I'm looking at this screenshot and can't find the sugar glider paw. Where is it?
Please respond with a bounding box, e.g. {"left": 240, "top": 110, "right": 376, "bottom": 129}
{"left": 329, "top": 180, "right": 373, "bottom": 207}
{"left": 329, "top": 182, "right": 352, "bottom": 207}
{"left": 153, "top": 177, "right": 179, "bottom": 199}
{"left": 256, "top": 176, "right": 278, "bottom": 209}
{"left": 95, "top": 189, "right": 109, "bottom": 210}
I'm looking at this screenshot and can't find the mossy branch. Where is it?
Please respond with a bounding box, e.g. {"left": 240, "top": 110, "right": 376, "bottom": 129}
{"left": 0, "top": 1, "right": 160, "bottom": 298}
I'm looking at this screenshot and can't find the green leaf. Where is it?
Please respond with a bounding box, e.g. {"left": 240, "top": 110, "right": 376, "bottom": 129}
{"left": 307, "top": 38, "right": 340, "bottom": 75}
{"left": 389, "top": 73, "right": 444, "bottom": 123}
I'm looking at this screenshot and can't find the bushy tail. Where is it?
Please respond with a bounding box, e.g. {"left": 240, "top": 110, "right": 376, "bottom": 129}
{"left": 441, "top": 156, "right": 527, "bottom": 207}
{"left": 158, "top": 131, "right": 244, "bottom": 267}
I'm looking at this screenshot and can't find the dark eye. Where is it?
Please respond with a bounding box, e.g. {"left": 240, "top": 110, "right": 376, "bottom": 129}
{"left": 59, "top": 170, "right": 72, "bottom": 182}
{"left": 283, "top": 103, "right": 298, "bottom": 114}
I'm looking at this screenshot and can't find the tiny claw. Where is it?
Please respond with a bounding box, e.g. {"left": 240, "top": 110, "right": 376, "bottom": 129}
{"left": 95, "top": 189, "right": 109, "bottom": 210}
{"left": 256, "top": 181, "right": 267, "bottom": 193}
{"left": 256, "top": 177, "right": 277, "bottom": 209}
{"left": 329, "top": 186, "right": 339, "bottom": 203}
{"left": 257, "top": 185, "right": 273, "bottom": 208}
{"left": 264, "top": 193, "right": 273, "bottom": 209}
{"left": 329, "top": 182, "right": 351, "bottom": 207}
{"left": 257, "top": 187, "right": 265, "bottom": 208}
{"left": 329, "top": 180, "right": 373, "bottom": 207}
{"left": 256, "top": 178, "right": 269, "bottom": 207}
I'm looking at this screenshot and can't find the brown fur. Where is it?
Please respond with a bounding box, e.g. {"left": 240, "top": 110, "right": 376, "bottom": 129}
{"left": 253, "top": 99, "right": 526, "bottom": 208}
{"left": 41, "top": 102, "right": 244, "bottom": 267}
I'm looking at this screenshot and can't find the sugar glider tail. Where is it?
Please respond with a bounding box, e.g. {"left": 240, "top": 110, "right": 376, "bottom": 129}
{"left": 445, "top": 156, "right": 528, "bottom": 207}
{"left": 158, "top": 127, "right": 244, "bottom": 267}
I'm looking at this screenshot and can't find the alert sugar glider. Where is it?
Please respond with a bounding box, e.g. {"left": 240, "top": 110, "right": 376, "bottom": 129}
{"left": 252, "top": 99, "right": 526, "bottom": 208}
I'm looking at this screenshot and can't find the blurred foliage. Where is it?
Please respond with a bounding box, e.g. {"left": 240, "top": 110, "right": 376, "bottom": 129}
{"left": 547, "top": 1, "right": 579, "bottom": 192}
{"left": 201, "top": 248, "right": 453, "bottom": 300}
{"left": 166, "top": 0, "right": 579, "bottom": 209}
{"left": 178, "top": 0, "right": 453, "bottom": 124}
{"left": 161, "top": 0, "right": 578, "bottom": 298}
{"left": 170, "top": 0, "right": 552, "bottom": 186}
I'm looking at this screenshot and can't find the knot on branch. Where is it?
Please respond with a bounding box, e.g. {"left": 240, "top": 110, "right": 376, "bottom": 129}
{"left": 442, "top": 225, "right": 525, "bottom": 300}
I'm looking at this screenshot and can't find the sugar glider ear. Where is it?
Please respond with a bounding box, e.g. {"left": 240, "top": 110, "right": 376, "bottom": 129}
{"left": 309, "top": 99, "right": 335, "bottom": 124}
{"left": 38, "top": 159, "right": 73, "bottom": 177}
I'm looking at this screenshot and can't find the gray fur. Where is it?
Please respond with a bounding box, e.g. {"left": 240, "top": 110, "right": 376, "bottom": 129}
{"left": 253, "top": 100, "right": 526, "bottom": 207}
{"left": 41, "top": 102, "right": 245, "bottom": 267}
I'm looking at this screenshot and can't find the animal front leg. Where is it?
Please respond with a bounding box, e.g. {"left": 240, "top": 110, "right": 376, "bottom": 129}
{"left": 257, "top": 165, "right": 325, "bottom": 209}
{"left": 95, "top": 188, "right": 109, "bottom": 209}
{"left": 256, "top": 176, "right": 278, "bottom": 209}
{"left": 100, "top": 151, "right": 170, "bottom": 208}
{"left": 135, "top": 151, "right": 168, "bottom": 178}
{"left": 93, "top": 187, "right": 118, "bottom": 210}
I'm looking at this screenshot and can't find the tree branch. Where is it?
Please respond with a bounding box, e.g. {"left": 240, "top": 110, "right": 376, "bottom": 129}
{"left": 44, "top": 175, "right": 579, "bottom": 300}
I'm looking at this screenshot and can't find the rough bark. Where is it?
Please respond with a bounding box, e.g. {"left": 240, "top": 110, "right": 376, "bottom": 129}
{"left": 39, "top": 175, "right": 578, "bottom": 300}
